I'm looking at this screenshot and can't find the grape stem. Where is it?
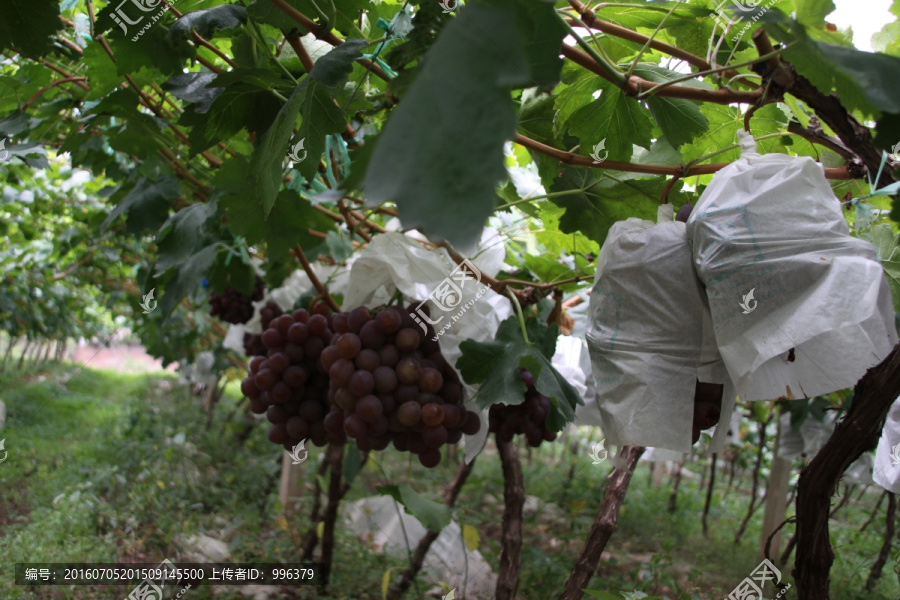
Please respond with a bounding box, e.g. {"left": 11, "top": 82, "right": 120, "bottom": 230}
{"left": 290, "top": 244, "right": 341, "bottom": 312}
{"left": 506, "top": 289, "right": 531, "bottom": 346}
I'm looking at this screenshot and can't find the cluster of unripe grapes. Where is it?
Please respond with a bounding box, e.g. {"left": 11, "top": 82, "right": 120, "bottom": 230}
{"left": 240, "top": 301, "right": 480, "bottom": 468}
{"left": 488, "top": 368, "right": 558, "bottom": 446}
{"left": 209, "top": 277, "right": 265, "bottom": 324}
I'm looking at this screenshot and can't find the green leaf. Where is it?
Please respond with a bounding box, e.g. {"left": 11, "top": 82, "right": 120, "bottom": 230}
{"left": 377, "top": 484, "right": 451, "bottom": 532}
{"left": 158, "top": 244, "right": 220, "bottom": 316}
{"left": 294, "top": 86, "right": 349, "bottom": 182}
{"left": 168, "top": 5, "right": 247, "bottom": 42}
{"left": 310, "top": 39, "right": 368, "bottom": 87}
{"left": 342, "top": 444, "right": 362, "bottom": 485}
{"left": 547, "top": 167, "right": 662, "bottom": 246}
{"left": 632, "top": 65, "right": 709, "bottom": 149}
{"left": 457, "top": 315, "right": 581, "bottom": 429}
{"left": 794, "top": 0, "right": 835, "bottom": 27}
{"left": 326, "top": 230, "right": 354, "bottom": 263}
{"left": 162, "top": 72, "right": 224, "bottom": 113}
{"left": 155, "top": 201, "right": 220, "bottom": 273}
{"left": 363, "top": 0, "right": 563, "bottom": 246}
{"left": 462, "top": 523, "right": 480, "bottom": 550}
{"left": 0, "top": 0, "right": 63, "bottom": 57}
{"left": 567, "top": 79, "right": 654, "bottom": 161}
{"left": 101, "top": 176, "right": 179, "bottom": 235}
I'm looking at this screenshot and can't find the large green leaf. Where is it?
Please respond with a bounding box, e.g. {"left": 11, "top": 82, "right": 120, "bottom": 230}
{"left": 632, "top": 65, "right": 709, "bottom": 149}
{"left": 162, "top": 72, "right": 224, "bottom": 113}
{"left": 155, "top": 201, "right": 220, "bottom": 273}
{"left": 567, "top": 79, "right": 654, "bottom": 161}
{"left": 167, "top": 4, "right": 247, "bottom": 42}
{"left": 361, "top": 0, "right": 564, "bottom": 246}
{"left": 547, "top": 167, "right": 662, "bottom": 246}
{"left": 457, "top": 314, "right": 581, "bottom": 431}
{"left": 101, "top": 176, "right": 179, "bottom": 235}
{"left": 294, "top": 83, "right": 347, "bottom": 181}
{"left": 0, "top": 0, "right": 63, "bottom": 57}
{"left": 377, "top": 484, "right": 451, "bottom": 533}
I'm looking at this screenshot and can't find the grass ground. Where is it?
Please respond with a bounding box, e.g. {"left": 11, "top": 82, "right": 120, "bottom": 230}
{"left": 0, "top": 360, "right": 897, "bottom": 600}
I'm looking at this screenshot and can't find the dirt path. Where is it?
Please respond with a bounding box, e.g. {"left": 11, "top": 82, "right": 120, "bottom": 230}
{"left": 69, "top": 342, "right": 176, "bottom": 373}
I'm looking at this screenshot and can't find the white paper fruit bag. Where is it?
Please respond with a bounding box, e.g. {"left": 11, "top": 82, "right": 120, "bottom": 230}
{"left": 686, "top": 131, "right": 897, "bottom": 401}
{"left": 586, "top": 207, "right": 731, "bottom": 453}
{"left": 873, "top": 397, "right": 900, "bottom": 494}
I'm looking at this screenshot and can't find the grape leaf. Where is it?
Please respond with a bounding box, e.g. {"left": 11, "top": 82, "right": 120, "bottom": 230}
{"left": 567, "top": 79, "right": 654, "bottom": 162}
{"left": 162, "top": 72, "right": 224, "bottom": 113}
{"left": 158, "top": 244, "right": 220, "bottom": 316}
{"left": 167, "top": 4, "right": 247, "bottom": 42}
{"left": 155, "top": 201, "right": 220, "bottom": 273}
{"left": 377, "top": 484, "right": 451, "bottom": 532}
{"left": 362, "top": 0, "right": 564, "bottom": 247}
{"left": 632, "top": 65, "right": 709, "bottom": 149}
{"left": 457, "top": 314, "right": 581, "bottom": 430}
{"left": 547, "top": 167, "right": 661, "bottom": 246}
{"left": 0, "top": 0, "right": 63, "bottom": 57}
{"left": 101, "top": 176, "right": 179, "bottom": 235}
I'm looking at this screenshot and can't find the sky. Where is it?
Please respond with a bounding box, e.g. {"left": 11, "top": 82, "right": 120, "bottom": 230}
{"left": 830, "top": 0, "right": 894, "bottom": 50}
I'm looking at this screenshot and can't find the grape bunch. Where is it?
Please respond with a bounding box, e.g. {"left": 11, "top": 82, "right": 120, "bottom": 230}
{"left": 692, "top": 380, "right": 724, "bottom": 444}
{"left": 320, "top": 304, "right": 481, "bottom": 468}
{"left": 209, "top": 277, "right": 266, "bottom": 324}
{"left": 242, "top": 301, "right": 284, "bottom": 357}
{"left": 488, "top": 368, "right": 558, "bottom": 447}
{"left": 240, "top": 302, "right": 344, "bottom": 450}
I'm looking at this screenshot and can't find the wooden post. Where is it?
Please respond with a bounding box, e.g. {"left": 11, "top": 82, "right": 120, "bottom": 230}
{"left": 760, "top": 410, "right": 792, "bottom": 562}
{"left": 279, "top": 450, "right": 305, "bottom": 514}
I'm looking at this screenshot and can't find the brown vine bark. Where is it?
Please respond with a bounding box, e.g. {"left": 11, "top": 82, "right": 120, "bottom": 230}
{"left": 859, "top": 490, "right": 889, "bottom": 533}
{"left": 559, "top": 445, "right": 646, "bottom": 600}
{"left": 319, "top": 443, "right": 344, "bottom": 588}
{"left": 496, "top": 438, "right": 524, "bottom": 600}
{"left": 702, "top": 454, "right": 718, "bottom": 537}
{"left": 386, "top": 457, "right": 477, "bottom": 600}
{"left": 794, "top": 344, "right": 900, "bottom": 600}
{"left": 865, "top": 493, "right": 896, "bottom": 591}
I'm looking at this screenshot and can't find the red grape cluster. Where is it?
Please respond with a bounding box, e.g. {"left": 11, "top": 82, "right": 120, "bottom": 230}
{"left": 242, "top": 301, "right": 284, "bottom": 357}
{"left": 320, "top": 305, "right": 480, "bottom": 468}
{"left": 692, "top": 380, "right": 723, "bottom": 443}
{"left": 209, "top": 277, "right": 265, "bottom": 324}
{"left": 240, "top": 302, "right": 343, "bottom": 449}
{"left": 488, "top": 368, "right": 558, "bottom": 447}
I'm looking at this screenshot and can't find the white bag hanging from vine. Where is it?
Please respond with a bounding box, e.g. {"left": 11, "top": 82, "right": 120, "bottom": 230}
{"left": 686, "top": 131, "right": 898, "bottom": 401}
{"left": 586, "top": 205, "right": 734, "bottom": 453}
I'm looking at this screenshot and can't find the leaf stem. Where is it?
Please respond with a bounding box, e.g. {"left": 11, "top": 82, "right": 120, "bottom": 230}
{"left": 506, "top": 288, "right": 530, "bottom": 346}
{"left": 558, "top": 14, "right": 627, "bottom": 86}
{"left": 624, "top": 0, "right": 680, "bottom": 79}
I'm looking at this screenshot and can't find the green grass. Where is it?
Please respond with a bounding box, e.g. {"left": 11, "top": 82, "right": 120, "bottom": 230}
{"left": 0, "top": 361, "right": 897, "bottom": 599}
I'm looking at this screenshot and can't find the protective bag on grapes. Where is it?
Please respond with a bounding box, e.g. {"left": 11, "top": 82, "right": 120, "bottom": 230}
{"left": 686, "top": 131, "right": 898, "bottom": 401}
{"left": 586, "top": 206, "right": 734, "bottom": 453}
{"left": 873, "top": 397, "right": 900, "bottom": 494}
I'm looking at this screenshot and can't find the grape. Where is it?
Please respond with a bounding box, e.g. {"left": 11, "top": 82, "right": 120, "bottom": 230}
{"left": 254, "top": 369, "right": 277, "bottom": 391}
{"left": 368, "top": 415, "right": 390, "bottom": 437}
{"left": 392, "top": 434, "right": 409, "bottom": 452}
{"left": 416, "top": 392, "right": 441, "bottom": 407}
{"left": 284, "top": 343, "right": 305, "bottom": 363}
{"left": 446, "top": 428, "right": 463, "bottom": 444}
{"left": 241, "top": 377, "right": 260, "bottom": 399}
{"left": 291, "top": 387, "right": 306, "bottom": 403}
{"left": 378, "top": 345, "right": 400, "bottom": 368}
{"left": 418, "top": 447, "right": 442, "bottom": 468}
{"left": 286, "top": 416, "right": 309, "bottom": 440}
{"left": 395, "top": 384, "right": 418, "bottom": 405}
{"left": 442, "top": 404, "right": 461, "bottom": 428}
{"left": 320, "top": 346, "right": 341, "bottom": 372}
{"left": 440, "top": 382, "right": 463, "bottom": 405}
{"left": 418, "top": 368, "right": 443, "bottom": 394}
{"left": 307, "top": 314, "right": 328, "bottom": 336}
{"left": 270, "top": 382, "right": 292, "bottom": 404}
{"left": 396, "top": 357, "right": 420, "bottom": 385}
{"left": 543, "top": 430, "right": 558, "bottom": 442}
{"left": 355, "top": 395, "right": 383, "bottom": 423}
{"left": 268, "top": 423, "right": 288, "bottom": 444}
{"left": 375, "top": 308, "right": 402, "bottom": 334}
{"left": 287, "top": 322, "right": 309, "bottom": 344}
{"left": 421, "top": 403, "right": 444, "bottom": 427}
{"left": 329, "top": 358, "right": 355, "bottom": 387}
{"left": 260, "top": 301, "right": 283, "bottom": 329}
{"left": 332, "top": 313, "right": 350, "bottom": 334}
{"left": 355, "top": 349, "right": 380, "bottom": 372}
{"left": 520, "top": 369, "right": 535, "bottom": 388}
{"left": 694, "top": 401, "right": 721, "bottom": 430}
{"left": 395, "top": 328, "right": 420, "bottom": 353}
{"left": 397, "top": 402, "right": 422, "bottom": 426}
{"left": 208, "top": 277, "right": 265, "bottom": 324}
{"left": 421, "top": 336, "right": 440, "bottom": 356}
{"left": 249, "top": 397, "right": 268, "bottom": 414}
{"left": 336, "top": 333, "right": 362, "bottom": 359}
{"left": 379, "top": 393, "right": 397, "bottom": 414}
{"left": 349, "top": 370, "right": 375, "bottom": 397}
{"left": 373, "top": 366, "right": 398, "bottom": 393}
{"left": 267, "top": 405, "right": 290, "bottom": 424}
{"left": 249, "top": 356, "right": 266, "bottom": 373}
{"left": 370, "top": 435, "right": 391, "bottom": 451}
{"left": 461, "top": 411, "right": 481, "bottom": 435}
{"left": 299, "top": 400, "right": 324, "bottom": 422}
{"left": 303, "top": 337, "right": 324, "bottom": 360}
{"left": 261, "top": 328, "right": 284, "bottom": 350}
{"left": 676, "top": 203, "right": 694, "bottom": 223}
{"left": 407, "top": 435, "right": 427, "bottom": 455}
{"left": 335, "top": 387, "right": 355, "bottom": 411}
{"left": 291, "top": 308, "right": 309, "bottom": 323}
{"left": 324, "top": 409, "right": 344, "bottom": 434}
{"left": 274, "top": 314, "right": 294, "bottom": 337}
{"left": 268, "top": 352, "right": 290, "bottom": 373}
{"left": 344, "top": 414, "right": 367, "bottom": 438}
{"left": 422, "top": 424, "right": 448, "bottom": 447}
{"left": 359, "top": 321, "right": 386, "bottom": 349}
{"left": 348, "top": 306, "right": 370, "bottom": 333}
